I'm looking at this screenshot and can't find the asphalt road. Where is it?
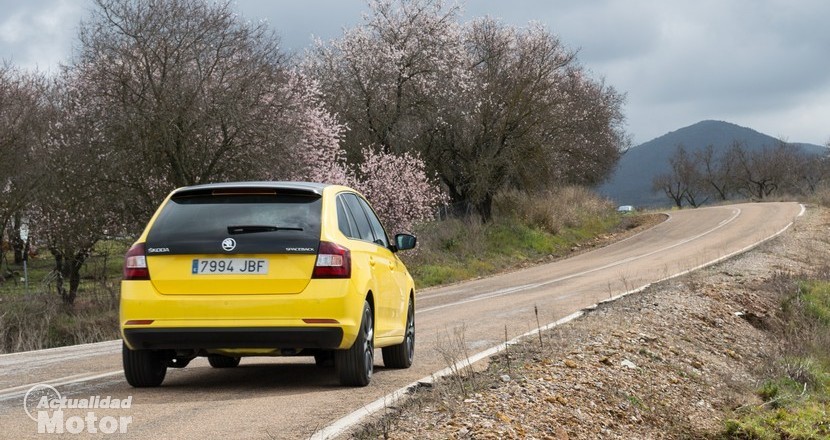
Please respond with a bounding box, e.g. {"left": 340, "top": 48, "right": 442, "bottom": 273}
{"left": 0, "top": 202, "right": 804, "bottom": 439}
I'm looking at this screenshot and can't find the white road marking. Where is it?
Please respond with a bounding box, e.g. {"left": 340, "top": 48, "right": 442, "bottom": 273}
{"left": 1, "top": 204, "right": 806, "bottom": 438}
{"left": 0, "top": 371, "right": 124, "bottom": 402}
{"left": 310, "top": 310, "right": 586, "bottom": 440}
{"left": 315, "top": 204, "right": 805, "bottom": 439}
{"left": 0, "top": 339, "right": 120, "bottom": 364}
{"left": 417, "top": 212, "right": 672, "bottom": 301}
{"left": 418, "top": 208, "right": 741, "bottom": 314}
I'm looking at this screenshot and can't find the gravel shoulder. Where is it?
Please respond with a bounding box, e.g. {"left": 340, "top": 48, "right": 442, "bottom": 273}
{"left": 354, "top": 204, "right": 825, "bottom": 439}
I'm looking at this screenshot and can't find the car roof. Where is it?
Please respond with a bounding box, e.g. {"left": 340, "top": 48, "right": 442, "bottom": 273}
{"left": 171, "top": 181, "right": 332, "bottom": 196}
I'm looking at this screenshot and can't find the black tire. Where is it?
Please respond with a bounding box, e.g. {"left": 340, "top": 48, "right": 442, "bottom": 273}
{"left": 314, "top": 351, "right": 335, "bottom": 368}
{"left": 335, "top": 301, "right": 374, "bottom": 386}
{"left": 122, "top": 342, "right": 167, "bottom": 388}
{"left": 207, "top": 354, "right": 241, "bottom": 368}
{"left": 382, "top": 299, "right": 415, "bottom": 369}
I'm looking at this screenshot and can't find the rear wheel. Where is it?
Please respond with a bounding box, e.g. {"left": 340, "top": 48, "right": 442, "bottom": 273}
{"left": 122, "top": 343, "right": 167, "bottom": 388}
{"left": 207, "top": 354, "right": 241, "bottom": 368}
{"left": 383, "top": 299, "right": 415, "bottom": 369}
{"left": 336, "top": 301, "right": 374, "bottom": 386}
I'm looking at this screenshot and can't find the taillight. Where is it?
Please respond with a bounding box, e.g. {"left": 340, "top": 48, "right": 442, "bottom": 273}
{"left": 123, "top": 243, "right": 150, "bottom": 280}
{"left": 312, "top": 241, "right": 351, "bottom": 279}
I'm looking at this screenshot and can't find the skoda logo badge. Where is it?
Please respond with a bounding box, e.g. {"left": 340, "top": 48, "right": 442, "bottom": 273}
{"left": 221, "top": 238, "right": 237, "bottom": 252}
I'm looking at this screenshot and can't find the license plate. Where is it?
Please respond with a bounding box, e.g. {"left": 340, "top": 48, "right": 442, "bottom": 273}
{"left": 191, "top": 259, "right": 268, "bottom": 275}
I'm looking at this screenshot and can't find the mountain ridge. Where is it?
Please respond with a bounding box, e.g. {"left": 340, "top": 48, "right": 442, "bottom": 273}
{"left": 597, "top": 120, "right": 827, "bottom": 207}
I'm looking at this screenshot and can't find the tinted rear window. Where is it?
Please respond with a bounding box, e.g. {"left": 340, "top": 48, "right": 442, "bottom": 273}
{"left": 146, "top": 193, "right": 322, "bottom": 255}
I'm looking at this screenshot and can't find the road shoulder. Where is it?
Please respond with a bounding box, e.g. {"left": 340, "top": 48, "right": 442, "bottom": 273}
{"left": 352, "top": 204, "right": 824, "bottom": 439}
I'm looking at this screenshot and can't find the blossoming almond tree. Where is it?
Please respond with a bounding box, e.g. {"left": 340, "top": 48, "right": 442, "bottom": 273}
{"left": 73, "top": 0, "right": 442, "bottom": 230}
{"left": 351, "top": 147, "right": 447, "bottom": 234}
{"left": 279, "top": 72, "right": 351, "bottom": 186}
{"left": 0, "top": 66, "right": 50, "bottom": 265}
{"left": 279, "top": 71, "right": 446, "bottom": 233}
{"left": 31, "top": 77, "right": 127, "bottom": 305}
{"left": 306, "top": 0, "right": 465, "bottom": 158}
{"left": 15, "top": 0, "right": 448, "bottom": 305}
{"left": 308, "top": 0, "right": 629, "bottom": 221}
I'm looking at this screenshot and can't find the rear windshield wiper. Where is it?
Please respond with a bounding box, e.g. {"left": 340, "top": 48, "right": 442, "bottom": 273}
{"left": 227, "top": 225, "right": 304, "bottom": 234}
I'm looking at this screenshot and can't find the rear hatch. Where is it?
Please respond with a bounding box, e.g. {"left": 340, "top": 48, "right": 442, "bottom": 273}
{"left": 144, "top": 185, "right": 323, "bottom": 295}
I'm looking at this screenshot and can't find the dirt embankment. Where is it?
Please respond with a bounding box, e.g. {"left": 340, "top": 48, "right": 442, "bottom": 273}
{"left": 356, "top": 206, "right": 826, "bottom": 439}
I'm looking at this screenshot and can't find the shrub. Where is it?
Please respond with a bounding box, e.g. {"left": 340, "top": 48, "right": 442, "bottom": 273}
{"left": 493, "top": 186, "right": 614, "bottom": 234}
{"left": 809, "top": 186, "right": 830, "bottom": 208}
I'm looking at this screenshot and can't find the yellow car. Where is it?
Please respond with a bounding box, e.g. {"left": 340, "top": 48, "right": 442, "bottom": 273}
{"left": 120, "top": 182, "right": 417, "bottom": 387}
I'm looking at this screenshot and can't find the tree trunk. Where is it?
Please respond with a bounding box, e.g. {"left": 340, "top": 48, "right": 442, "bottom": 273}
{"left": 441, "top": 179, "right": 473, "bottom": 218}
{"left": 67, "top": 253, "right": 83, "bottom": 306}
{"left": 708, "top": 182, "right": 729, "bottom": 201}
{"left": 51, "top": 248, "right": 88, "bottom": 306}
{"left": 10, "top": 213, "right": 24, "bottom": 264}
{"left": 52, "top": 249, "right": 67, "bottom": 302}
{"left": 664, "top": 186, "right": 683, "bottom": 208}
{"left": 475, "top": 194, "right": 494, "bottom": 223}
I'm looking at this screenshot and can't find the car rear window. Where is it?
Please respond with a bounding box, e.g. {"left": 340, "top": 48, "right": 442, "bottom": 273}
{"left": 145, "top": 191, "right": 322, "bottom": 255}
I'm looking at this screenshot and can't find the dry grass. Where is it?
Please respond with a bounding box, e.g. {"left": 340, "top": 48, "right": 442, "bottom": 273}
{"left": 809, "top": 186, "right": 830, "bottom": 208}
{"left": 406, "top": 187, "right": 627, "bottom": 287}
{"left": 723, "top": 261, "right": 830, "bottom": 438}
{"left": 353, "top": 207, "right": 830, "bottom": 439}
{"left": 493, "top": 186, "right": 614, "bottom": 234}
{"left": 0, "top": 243, "right": 124, "bottom": 353}
{"left": 0, "top": 293, "right": 119, "bottom": 353}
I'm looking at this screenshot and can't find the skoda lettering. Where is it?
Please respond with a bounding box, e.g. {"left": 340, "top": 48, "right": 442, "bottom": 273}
{"left": 120, "top": 182, "right": 419, "bottom": 387}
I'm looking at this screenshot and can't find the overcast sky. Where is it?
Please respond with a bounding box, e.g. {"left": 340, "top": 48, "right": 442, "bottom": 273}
{"left": 1, "top": 0, "right": 828, "bottom": 146}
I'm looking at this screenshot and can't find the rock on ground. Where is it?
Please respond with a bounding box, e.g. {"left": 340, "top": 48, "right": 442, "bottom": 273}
{"left": 353, "top": 206, "right": 828, "bottom": 439}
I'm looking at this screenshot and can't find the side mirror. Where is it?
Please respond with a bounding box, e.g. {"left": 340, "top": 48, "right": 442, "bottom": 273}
{"left": 394, "top": 233, "right": 417, "bottom": 251}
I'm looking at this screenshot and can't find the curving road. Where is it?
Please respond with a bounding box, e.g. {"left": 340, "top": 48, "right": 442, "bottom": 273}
{"left": 0, "top": 202, "right": 804, "bottom": 439}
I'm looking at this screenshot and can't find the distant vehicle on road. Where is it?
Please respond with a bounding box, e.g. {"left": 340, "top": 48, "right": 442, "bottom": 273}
{"left": 617, "top": 205, "right": 635, "bottom": 213}
{"left": 120, "top": 182, "right": 418, "bottom": 388}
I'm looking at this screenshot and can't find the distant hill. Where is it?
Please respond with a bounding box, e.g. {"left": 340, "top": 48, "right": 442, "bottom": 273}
{"left": 597, "top": 120, "right": 827, "bottom": 207}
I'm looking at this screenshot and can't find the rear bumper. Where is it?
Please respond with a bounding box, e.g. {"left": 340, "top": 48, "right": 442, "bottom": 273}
{"left": 120, "top": 278, "right": 364, "bottom": 349}
{"left": 123, "top": 327, "right": 343, "bottom": 350}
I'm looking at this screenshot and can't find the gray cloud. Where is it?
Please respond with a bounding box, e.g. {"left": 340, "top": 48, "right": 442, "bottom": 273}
{"left": 0, "top": 0, "right": 87, "bottom": 72}
{"left": 1, "top": 0, "right": 827, "bottom": 145}
{"left": 233, "top": 0, "right": 363, "bottom": 53}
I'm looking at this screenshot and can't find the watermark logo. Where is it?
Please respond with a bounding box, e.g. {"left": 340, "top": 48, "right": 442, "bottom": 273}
{"left": 23, "top": 384, "right": 133, "bottom": 434}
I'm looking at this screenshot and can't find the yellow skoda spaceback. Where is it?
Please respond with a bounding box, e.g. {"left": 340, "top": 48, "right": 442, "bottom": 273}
{"left": 120, "top": 182, "right": 417, "bottom": 387}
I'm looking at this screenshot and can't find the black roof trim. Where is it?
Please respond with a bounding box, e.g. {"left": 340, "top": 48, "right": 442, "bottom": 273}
{"left": 171, "top": 181, "right": 330, "bottom": 197}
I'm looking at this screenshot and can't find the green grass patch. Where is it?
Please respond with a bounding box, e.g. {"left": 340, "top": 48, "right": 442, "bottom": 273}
{"left": 406, "top": 213, "right": 624, "bottom": 288}
{"left": 798, "top": 281, "right": 830, "bottom": 325}
{"left": 724, "top": 401, "right": 830, "bottom": 439}
{"left": 723, "top": 281, "right": 830, "bottom": 438}
{"left": 0, "top": 239, "right": 130, "bottom": 297}
{"left": 2, "top": 187, "right": 631, "bottom": 351}
{"left": 414, "top": 264, "right": 472, "bottom": 287}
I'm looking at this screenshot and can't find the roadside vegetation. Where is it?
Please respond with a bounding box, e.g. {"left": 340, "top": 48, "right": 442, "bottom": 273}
{"left": 723, "top": 274, "right": 830, "bottom": 439}
{"left": 1, "top": 0, "right": 630, "bottom": 352}
{"left": 352, "top": 205, "right": 830, "bottom": 439}
{"left": 0, "top": 186, "right": 651, "bottom": 353}
{"left": 0, "top": 240, "right": 126, "bottom": 352}
{"left": 407, "top": 187, "right": 646, "bottom": 287}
